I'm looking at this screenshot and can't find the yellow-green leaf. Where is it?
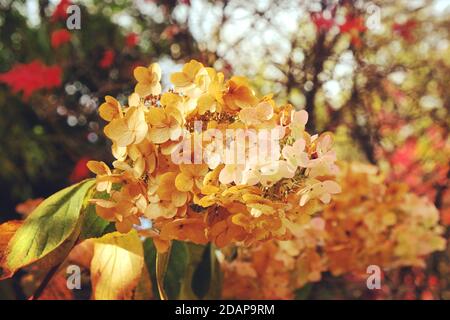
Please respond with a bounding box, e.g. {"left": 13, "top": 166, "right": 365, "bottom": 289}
{"left": 91, "top": 230, "right": 144, "bottom": 300}
{"left": 1, "top": 179, "right": 95, "bottom": 279}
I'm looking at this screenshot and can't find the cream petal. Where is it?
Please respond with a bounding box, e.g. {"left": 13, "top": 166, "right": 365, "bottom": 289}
{"left": 87, "top": 161, "right": 108, "bottom": 175}
{"left": 292, "top": 110, "right": 308, "bottom": 127}
{"left": 169, "top": 125, "right": 182, "bottom": 141}
{"left": 133, "top": 121, "right": 149, "bottom": 145}
{"left": 128, "top": 92, "right": 140, "bottom": 107}
{"left": 170, "top": 72, "right": 192, "bottom": 88}
{"left": 135, "top": 83, "right": 150, "bottom": 97}
{"left": 96, "top": 180, "right": 110, "bottom": 192}
{"left": 104, "top": 119, "right": 134, "bottom": 147}
{"left": 149, "top": 127, "right": 170, "bottom": 144}
{"left": 293, "top": 138, "right": 306, "bottom": 152}
{"left": 299, "top": 194, "right": 310, "bottom": 206}
{"left": 144, "top": 203, "right": 162, "bottom": 219}
{"left": 149, "top": 82, "right": 162, "bottom": 96}
{"left": 282, "top": 145, "right": 293, "bottom": 161}
{"left": 112, "top": 142, "right": 127, "bottom": 160}
{"left": 133, "top": 66, "right": 150, "bottom": 83}
{"left": 323, "top": 180, "right": 342, "bottom": 194}
{"left": 149, "top": 63, "right": 162, "bottom": 81}
{"left": 319, "top": 193, "right": 331, "bottom": 204}
{"left": 175, "top": 173, "right": 194, "bottom": 192}
{"left": 256, "top": 102, "right": 273, "bottom": 120}
{"left": 219, "top": 165, "right": 235, "bottom": 185}
{"left": 112, "top": 160, "right": 131, "bottom": 171}
{"left": 133, "top": 156, "right": 146, "bottom": 178}
{"left": 172, "top": 191, "right": 187, "bottom": 207}
{"left": 147, "top": 107, "right": 166, "bottom": 126}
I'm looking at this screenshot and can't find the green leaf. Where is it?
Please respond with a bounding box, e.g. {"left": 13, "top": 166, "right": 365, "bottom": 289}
{"left": 80, "top": 190, "right": 115, "bottom": 240}
{"left": 180, "top": 243, "right": 222, "bottom": 300}
{"left": 294, "top": 283, "right": 313, "bottom": 300}
{"left": 164, "top": 241, "right": 189, "bottom": 300}
{"left": 143, "top": 239, "right": 158, "bottom": 298}
{"left": 1, "top": 179, "right": 95, "bottom": 279}
{"left": 191, "top": 244, "right": 212, "bottom": 298}
{"left": 143, "top": 240, "right": 221, "bottom": 300}
{"left": 143, "top": 239, "right": 189, "bottom": 300}
{"left": 79, "top": 203, "right": 114, "bottom": 240}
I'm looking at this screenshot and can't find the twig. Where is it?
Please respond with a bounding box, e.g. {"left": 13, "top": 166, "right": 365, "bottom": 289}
{"left": 29, "top": 260, "right": 65, "bottom": 300}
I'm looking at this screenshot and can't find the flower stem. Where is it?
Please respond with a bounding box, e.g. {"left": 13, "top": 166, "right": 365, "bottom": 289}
{"left": 155, "top": 241, "right": 172, "bottom": 300}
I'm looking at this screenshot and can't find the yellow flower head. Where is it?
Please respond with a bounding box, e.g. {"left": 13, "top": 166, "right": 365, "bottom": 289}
{"left": 104, "top": 105, "right": 148, "bottom": 147}
{"left": 147, "top": 106, "right": 183, "bottom": 144}
{"left": 91, "top": 59, "right": 341, "bottom": 251}
{"left": 223, "top": 76, "right": 258, "bottom": 111}
{"left": 99, "top": 96, "right": 122, "bottom": 121}
{"left": 134, "top": 63, "right": 162, "bottom": 96}
{"left": 170, "top": 59, "right": 206, "bottom": 93}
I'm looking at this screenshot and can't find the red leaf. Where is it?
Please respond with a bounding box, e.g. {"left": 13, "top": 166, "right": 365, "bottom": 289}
{"left": 69, "top": 157, "right": 92, "bottom": 183}
{"left": 51, "top": 0, "right": 71, "bottom": 23}
{"left": 311, "top": 12, "right": 334, "bottom": 31}
{"left": 393, "top": 19, "right": 417, "bottom": 42}
{"left": 99, "top": 50, "right": 115, "bottom": 69}
{"left": 340, "top": 15, "right": 366, "bottom": 47}
{"left": 125, "top": 33, "right": 139, "bottom": 48}
{"left": 51, "top": 29, "right": 72, "bottom": 49}
{"left": 0, "top": 60, "right": 62, "bottom": 99}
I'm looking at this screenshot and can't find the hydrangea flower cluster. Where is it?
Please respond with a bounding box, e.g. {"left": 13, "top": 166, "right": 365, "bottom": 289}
{"left": 221, "top": 162, "right": 446, "bottom": 299}
{"left": 88, "top": 60, "right": 340, "bottom": 251}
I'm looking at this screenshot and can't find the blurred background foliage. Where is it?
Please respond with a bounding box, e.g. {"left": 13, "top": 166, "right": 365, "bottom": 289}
{"left": 0, "top": 0, "right": 448, "bottom": 299}
{"left": 0, "top": 0, "right": 200, "bottom": 217}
